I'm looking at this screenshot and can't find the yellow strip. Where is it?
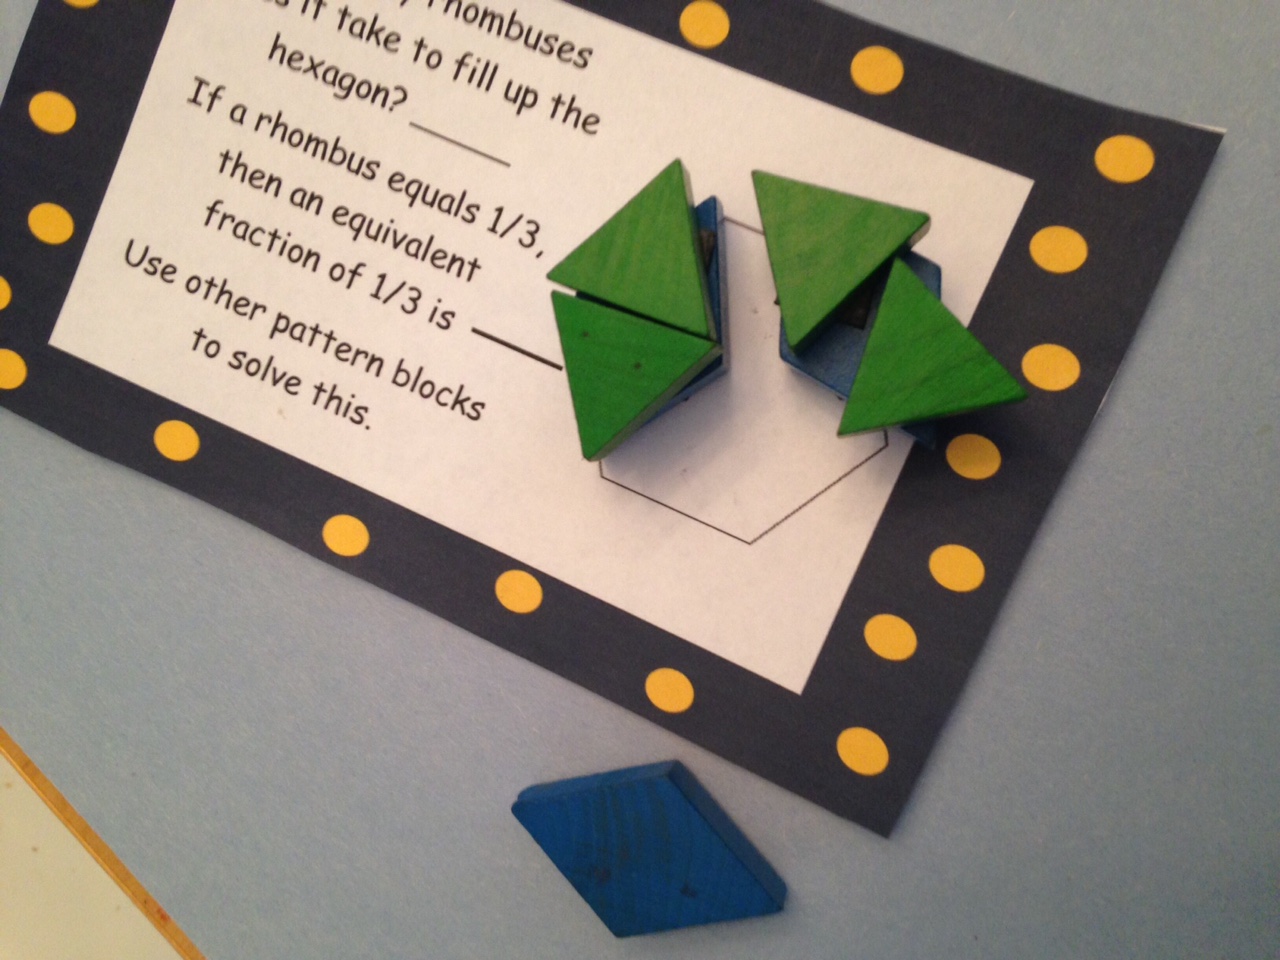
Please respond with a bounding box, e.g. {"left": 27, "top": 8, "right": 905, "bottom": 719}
{"left": 0, "top": 725, "right": 206, "bottom": 960}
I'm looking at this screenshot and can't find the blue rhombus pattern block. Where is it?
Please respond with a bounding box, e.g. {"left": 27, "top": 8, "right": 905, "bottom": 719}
{"left": 511, "top": 760, "right": 786, "bottom": 937}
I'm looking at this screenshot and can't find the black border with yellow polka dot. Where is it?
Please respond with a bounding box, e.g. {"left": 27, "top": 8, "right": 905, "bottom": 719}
{"left": 0, "top": 0, "right": 1220, "bottom": 835}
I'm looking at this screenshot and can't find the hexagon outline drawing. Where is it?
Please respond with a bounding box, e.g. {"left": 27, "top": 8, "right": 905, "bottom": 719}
{"left": 598, "top": 430, "right": 890, "bottom": 546}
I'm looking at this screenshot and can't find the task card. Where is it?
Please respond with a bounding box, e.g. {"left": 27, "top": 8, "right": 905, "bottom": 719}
{"left": 0, "top": 0, "right": 1220, "bottom": 834}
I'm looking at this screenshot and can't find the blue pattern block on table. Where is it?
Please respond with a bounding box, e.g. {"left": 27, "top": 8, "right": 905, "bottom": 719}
{"left": 511, "top": 760, "right": 786, "bottom": 937}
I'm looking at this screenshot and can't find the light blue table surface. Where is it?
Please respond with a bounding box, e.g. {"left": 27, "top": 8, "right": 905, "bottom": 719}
{"left": 2, "top": 1, "right": 1276, "bottom": 957}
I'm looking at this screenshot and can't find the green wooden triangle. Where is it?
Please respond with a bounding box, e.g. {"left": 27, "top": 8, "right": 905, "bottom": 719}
{"left": 838, "top": 259, "right": 1026, "bottom": 435}
{"left": 552, "top": 292, "right": 722, "bottom": 460}
{"left": 548, "top": 161, "right": 713, "bottom": 339}
{"left": 753, "top": 171, "right": 930, "bottom": 351}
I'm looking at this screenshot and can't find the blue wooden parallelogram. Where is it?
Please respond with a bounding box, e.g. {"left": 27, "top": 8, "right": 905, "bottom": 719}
{"left": 511, "top": 760, "right": 786, "bottom": 937}
{"left": 654, "top": 196, "right": 728, "bottom": 416}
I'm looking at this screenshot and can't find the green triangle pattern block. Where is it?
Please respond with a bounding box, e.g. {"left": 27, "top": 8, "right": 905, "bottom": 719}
{"left": 548, "top": 161, "right": 713, "bottom": 339}
{"left": 838, "top": 259, "right": 1027, "bottom": 435}
{"left": 752, "top": 171, "right": 930, "bottom": 351}
{"left": 552, "top": 292, "right": 722, "bottom": 460}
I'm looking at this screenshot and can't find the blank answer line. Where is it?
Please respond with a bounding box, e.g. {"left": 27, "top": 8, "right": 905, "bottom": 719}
{"left": 471, "top": 327, "right": 563, "bottom": 370}
{"left": 408, "top": 122, "right": 511, "bottom": 167}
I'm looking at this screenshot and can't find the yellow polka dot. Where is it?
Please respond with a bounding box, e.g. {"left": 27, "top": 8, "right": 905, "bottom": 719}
{"left": 851, "top": 46, "right": 904, "bottom": 95}
{"left": 930, "top": 545, "right": 985, "bottom": 593}
{"left": 864, "top": 614, "right": 917, "bottom": 661}
{"left": 645, "top": 668, "right": 694, "bottom": 714}
{"left": 323, "top": 515, "right": 370, "bottom": 557}
{"left": 153, "top": 420, "right": 200, "bottom": 462}
{"left": 1095, "top": 135, "right": 1155, "bottom": 183}
{"left": 1029, "top": 226, "right": 1088, "bottom": 274}
{"left": 1022, "top": 344, "right": 1081, "bottom": 392}
{"left": 0, "top": 277, "right": 10, "bottom": 311}
{"left": 28, "top": 92, "right": 76, "bottom": 134}
{"left": 495, "top": 569, "right": 543, "bottom": 614}
{"left": 837, "top": 727, "right": 889, "bottom": 776}
{"left": 28, "top": 203, "right": 74, "bottom": 245}
{"left": 0, "top": 349, "right": 29, "bottom": 390}
{"left": 63, "top": 0, "right": 98, "bottom": 7}
{"left": 946, "top": 434, "right": 1002, "bottom": 480}
{"left": 679, "top": 1, "right": 730, "bottom": 49}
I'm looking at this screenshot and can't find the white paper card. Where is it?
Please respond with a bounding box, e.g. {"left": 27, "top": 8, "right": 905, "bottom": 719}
{"left": 50, "top": 0, "right": 1031, "bottom": 691}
